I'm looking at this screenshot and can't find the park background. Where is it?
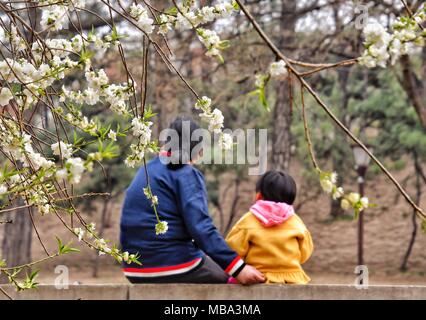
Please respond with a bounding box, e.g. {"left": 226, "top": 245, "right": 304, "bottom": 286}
{"left": 1, "top": 0, "right": 426, "bottom": 286}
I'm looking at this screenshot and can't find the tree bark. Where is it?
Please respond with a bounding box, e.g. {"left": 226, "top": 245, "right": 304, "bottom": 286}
{"left": 92, "top": 196, "right": 111, "bottom": 278}
{"left": 400, "top": 152, "right": 422, "bottom": 271}
{"left": 1, "top": 199, "right": 33, "bottom": 283}
{"left": 223, "top": 177, "right": 241, "bottom": 235}
{"left": 271, "top": 0, "right": 297, "bottom": 172}
{"left": 399, "top": 50, "right": 426, "bottom": 130}
{"left": 330, "top": 68, "right": 350, "bottom": 218}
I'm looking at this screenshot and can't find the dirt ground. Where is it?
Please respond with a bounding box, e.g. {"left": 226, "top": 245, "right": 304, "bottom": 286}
{"left": 4, "top": 160, "right": 426, "bottom": 286}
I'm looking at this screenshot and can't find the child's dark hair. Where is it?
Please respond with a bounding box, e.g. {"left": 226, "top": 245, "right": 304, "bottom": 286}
{"left": 256, "top": 170, "right": 297, "bottom": 205}
{"left": 164, "top": 116, "right": 202, "bottom": 170}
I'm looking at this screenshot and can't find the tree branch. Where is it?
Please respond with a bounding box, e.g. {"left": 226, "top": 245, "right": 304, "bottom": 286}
{"left": 235, "top": 0, "right": 426, "bottom": 220}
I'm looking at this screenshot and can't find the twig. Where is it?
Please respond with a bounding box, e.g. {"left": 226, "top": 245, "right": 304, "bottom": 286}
{"left": 300, "top": 85, "right": 320, "bottom": 170}
{"left": 0, "top": 286, "right": 13, "bottom": 300}
{"left": 235, "top": 0, "right": 426, "bottom": 220}
{"left": 400, "top": 0, "right": 424, "bottom": 30}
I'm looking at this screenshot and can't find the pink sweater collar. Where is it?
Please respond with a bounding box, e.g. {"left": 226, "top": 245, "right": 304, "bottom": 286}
{"left": 250, "top": 200, "right": 295, "bottom": 227}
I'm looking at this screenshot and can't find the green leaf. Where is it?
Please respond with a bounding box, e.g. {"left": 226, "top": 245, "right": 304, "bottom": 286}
{"left": 56, "top": 237, "right": 80, "bottom": 255}
{"left": 354, "top": 209, "right": 360, "bottom": 220}
{"left": 11, "top": 83, "right": 22, "bottom": 95}
{"left": 218, "top": 40, "right": 231, "bottom": 50}
{"left": 165, "top": 6, "right": 178, "bottom": 15}
{"left": 79, "top": 49, "right": 94, "bottom": 64}
{"left": 98, "top": 140, "right": 119, "bottom": 159}
{"left": 216, "top": 54, "right": 225, "bottom": 64}
{"left": 143, "top": 105, "right": 157, "bottom": 120}
{"left": 258, "top": 87, "right": 269, "bottom": 110}
{"left": 111, "top": 26, "right": 127, "bottom": 41}
{"left": 16, "top": 270, "right": 39, "bottom": 291}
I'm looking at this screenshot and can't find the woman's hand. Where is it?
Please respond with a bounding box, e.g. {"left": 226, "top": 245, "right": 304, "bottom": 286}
{"left": 236, "top": 265, "right": 265, "bottom": 285}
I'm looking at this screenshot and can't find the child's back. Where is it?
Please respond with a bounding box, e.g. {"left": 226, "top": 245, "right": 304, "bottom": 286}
{"left": 226, "top": 171, "right": 313, "bottom": 284}
{"left": 226, "top": 204, "right": 313, "bottom": 284}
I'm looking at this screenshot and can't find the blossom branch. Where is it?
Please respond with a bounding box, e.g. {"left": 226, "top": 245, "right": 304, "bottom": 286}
{"left": 235, "top": 0, "right": 426, "bottom": 220}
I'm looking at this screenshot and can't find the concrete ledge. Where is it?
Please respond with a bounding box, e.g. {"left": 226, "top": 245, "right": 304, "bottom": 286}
{"left": 0, "top": 284, "right": 129, "bottom": 300}
{"left": 1, "top": 284, "right": 426, "bottom": 300}
{"left": 129, "top": 284, "right": 426, "bottom": 300}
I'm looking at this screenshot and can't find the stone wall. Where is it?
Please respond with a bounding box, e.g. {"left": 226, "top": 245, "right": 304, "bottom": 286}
{"left": 1, "top": 284, "right": 426, "bottom": 300}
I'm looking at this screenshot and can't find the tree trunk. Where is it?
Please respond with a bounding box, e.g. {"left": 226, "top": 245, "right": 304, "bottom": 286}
{"left": 0, "top": 6, "right": 37, "bottom": 280}
{"left": 399, "top": 50, "right": 426, "bottom": 130}
{"left": 223, "top": 177, "right": 241, "bottom": 235}
{"left": 273, "top": 83, "right": 293, "bottom": 171}
{"left": 92, "top": 197, "right": 111, "bottom": 278}
{"left": 1, "top": 200, "right": 33, "bottom": 283}
{"left": 329, "top": 68, "right": 350, "bottom": 218}
{"left": 400, "top": 152, "right": 422, "bottom": 271}
{"left": 271, "top": 0, "right": 297, "bottom": 172}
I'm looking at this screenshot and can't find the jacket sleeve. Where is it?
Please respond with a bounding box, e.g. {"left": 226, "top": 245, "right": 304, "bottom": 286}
{"left": 225, "top": 225, "right": 250, "bottom": 259}
{"left": 176, "top": 169, "right": 245, "bottom": 277}
{"left": 298, "top": 228, "right": 314, "bottom": 264}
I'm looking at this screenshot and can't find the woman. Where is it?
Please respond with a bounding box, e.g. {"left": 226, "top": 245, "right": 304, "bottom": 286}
{"left": 120, "top": 117, "right": 265, "bottom": 284}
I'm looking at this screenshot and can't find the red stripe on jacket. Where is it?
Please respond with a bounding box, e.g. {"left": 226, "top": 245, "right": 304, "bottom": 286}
{"left": 123, "top": 257, "right": 202, "bottom": 273}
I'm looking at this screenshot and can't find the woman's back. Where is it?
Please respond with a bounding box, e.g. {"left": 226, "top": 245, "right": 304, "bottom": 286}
{"left": 120, "top": 156, "right": 205, "bottom": 270}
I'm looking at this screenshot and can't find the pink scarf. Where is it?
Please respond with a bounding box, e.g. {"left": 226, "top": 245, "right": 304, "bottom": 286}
{"left": 250, "top": 200, "right": 295, "bottom": 227}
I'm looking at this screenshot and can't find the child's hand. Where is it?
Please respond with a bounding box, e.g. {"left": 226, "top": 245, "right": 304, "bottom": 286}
{"left": 236, "top": 265, "right": 265, "bottom": 285}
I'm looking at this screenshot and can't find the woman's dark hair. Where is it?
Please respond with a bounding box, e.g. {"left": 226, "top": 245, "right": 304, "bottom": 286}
{"left": 255, "top": 170, "right": 297, "bottom": 205}
{"left": 164, "top": 116, "right": 203, "bottom": 170}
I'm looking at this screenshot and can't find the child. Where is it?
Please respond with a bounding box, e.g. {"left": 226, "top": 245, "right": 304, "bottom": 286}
{"left": 226, "top": 170, "right": 313, "bottom": 284}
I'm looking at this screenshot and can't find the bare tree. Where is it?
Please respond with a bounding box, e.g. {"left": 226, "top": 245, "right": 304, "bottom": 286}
{"left": 1, "top": 200, "right": 33, "bottom": 283}
{"left": 400, "top": 151, "right": 423, "bottom": 271}
{"left": 272, "top": 0, "right": 297, "bottom": 172}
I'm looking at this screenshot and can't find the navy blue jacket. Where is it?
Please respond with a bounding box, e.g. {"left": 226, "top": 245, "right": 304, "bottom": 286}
{"left": 120, "top": 156, "right": 244, "bottom": 278}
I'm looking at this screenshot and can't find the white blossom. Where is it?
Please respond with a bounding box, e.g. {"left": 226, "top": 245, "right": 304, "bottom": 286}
{"left": 73, "top": 228, "right": 85, "bottom": 241}
{"left": 332, "top": 187, "right": 344, "bottom": 200}
{"left": 200, "top": 108, "right": 224, "bottom": 133}
{"left": 51, "top": 141, "right": 73, "bottom": 159}
{"left": 125, "top": 118, "right": 154, "bottom": 168}
{"left": 55, "top": 169, "right": 68, "bottom": 180}
{"left": 200, "top": 7, "right": 216, "bottom": 23}
{"left": 269, "top": 60, "right": 287, "bottom": 77}
{"left": 0, "top": 184, "right": 8, "bottom": 195}
{"left": 87, "top": 222, "right": 96, "bottom": 233}
{"left": 10, "top": 26, "right": 27, "bottom": 51}
{"left": 195, "top": 96, "right": 212, "bottom": 110}
{"left": 66, "top": 157, "right": 85, "bottom": 184}
{"left": 341, "top": 199, "right": 351, "bottom": 210}
{"left": 108, "top": 130, "right": 117, "bottom": 141}
{"left": 0, "top": 27, "right": 5, "bottom": 44}
{"left": 348, "top": 192, "right": 361, "bottom": 204}
{"left": 360, "top": 197, "right": 369, "bottom": 210}
{"left": 122, "top": 251, "right": 130, "bottom": 263}
{"left": 40, "top": 5, "right": 69, "bottom": 31}
{"left": 155, "top": 221, "right": 168, "bottom": 235}
{"left": 175, "top": 13, "right": 193, "bottom": 30}
{"left": 0, "top": 87, "right": 13, "bottom": 106}
{"left": 131, "top": 117, "right": 152, "bottom": 144}
{"left": 129, "top": 3, "right": 154, "bottom": 34}
{"left": 215, "top": 1, "right": 235, "bottom": 17}
{"left": 360, "top": 7, "right": 426, "bottom": 69}
{"left": 158, "top": 14, "right": 172, "bottom": 35}
{"left": 151, "top": 195, "right": 159, "bottom": 206}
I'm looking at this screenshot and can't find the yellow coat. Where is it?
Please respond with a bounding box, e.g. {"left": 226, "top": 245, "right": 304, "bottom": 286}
{"left": 226, "top": 212, "right": 313, "bottom": 284}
